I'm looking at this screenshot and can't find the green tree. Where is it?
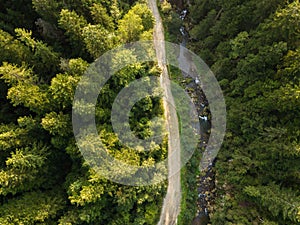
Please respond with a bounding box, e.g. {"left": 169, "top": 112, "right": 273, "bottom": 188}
{"left": 117, "top": 3, "right": 154, "bottom": 43}
{"left": 188, "top": 0, "right": 300, "bottom": 224}
{"left": 0, "top": 1, "right": 166, "bottom": 224}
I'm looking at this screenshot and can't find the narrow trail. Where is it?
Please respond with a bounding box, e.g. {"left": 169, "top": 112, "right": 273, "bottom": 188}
{"left": 147, "top": 0, "right": 182, "bottom": 225}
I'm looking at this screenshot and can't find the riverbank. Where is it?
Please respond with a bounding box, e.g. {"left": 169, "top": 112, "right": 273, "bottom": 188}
{"left": 161, "top": 2, "right": 217, "bottom": 224}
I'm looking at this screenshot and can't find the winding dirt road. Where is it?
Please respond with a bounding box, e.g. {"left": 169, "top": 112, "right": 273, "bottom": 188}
{"left": 147, "top": 0, "right": 182, "bottom": 224}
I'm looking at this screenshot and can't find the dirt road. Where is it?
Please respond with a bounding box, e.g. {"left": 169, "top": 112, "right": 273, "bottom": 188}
{"left": 147, "top": 0, "right": 182, "bottom": 225}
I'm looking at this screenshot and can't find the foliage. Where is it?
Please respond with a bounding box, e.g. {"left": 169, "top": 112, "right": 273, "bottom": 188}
{"left": 0, "top": 1, "right": 164, "bottom": 224}
{"left": 188, "top": 0, "right": 300, "bottom": 224}
{"left": 117, "top": 3, "right": 154, "bottom": 43}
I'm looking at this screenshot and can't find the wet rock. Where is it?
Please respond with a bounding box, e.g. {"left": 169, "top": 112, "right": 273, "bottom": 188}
{"left": 180, "top": 9, "right": 187, "bottom": 20}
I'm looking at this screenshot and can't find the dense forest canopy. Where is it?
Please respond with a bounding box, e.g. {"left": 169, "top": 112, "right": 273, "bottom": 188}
{"left": 187, "top": 0, "right": 300, "bottom": 224}
{"left": 0, "top": 0, "right": 167, "bottom": 224}
{"left": 0, "top": 0, "right": 299, "bottom": 224}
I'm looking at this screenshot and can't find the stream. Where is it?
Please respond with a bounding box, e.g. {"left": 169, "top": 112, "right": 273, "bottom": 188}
{"left": 178, "top": 8, "right": 216, "bottom": 225}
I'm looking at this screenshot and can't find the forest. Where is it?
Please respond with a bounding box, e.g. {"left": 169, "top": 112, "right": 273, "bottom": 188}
{"left": 0, "top": 0, "right": 168, "bottom": 224}
{"left": 186, "top": 0, "right": 300, "bottom": 224}
{"left": 0, "top": 0, "right": 299, "bottom": 224}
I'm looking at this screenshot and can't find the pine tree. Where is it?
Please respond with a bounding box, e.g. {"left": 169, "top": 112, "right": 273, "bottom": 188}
{"left": 0, "top": 1, "right": 166, "bottom": 224}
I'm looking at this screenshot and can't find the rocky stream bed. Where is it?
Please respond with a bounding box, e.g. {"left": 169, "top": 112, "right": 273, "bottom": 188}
{"left": 178, "top": 6, "right": 217, "bottom": 225}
